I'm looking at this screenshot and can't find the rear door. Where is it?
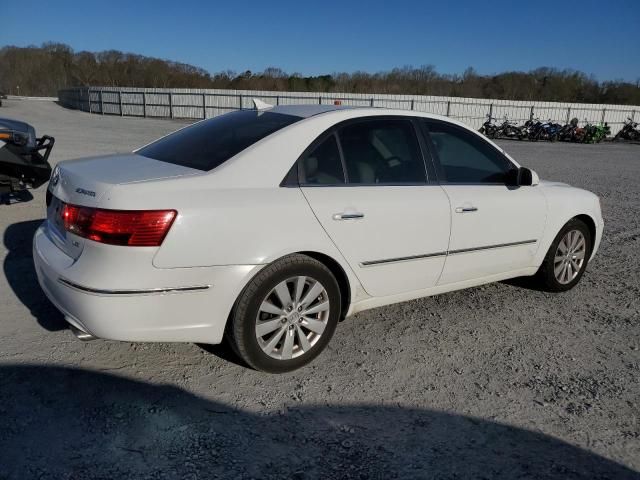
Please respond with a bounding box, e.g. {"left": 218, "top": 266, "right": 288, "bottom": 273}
{"left": 300, "top": 117, "right": 451, "bottom": 298}
{"left": 422, "top": 119, "right": 547, "bottom": 285}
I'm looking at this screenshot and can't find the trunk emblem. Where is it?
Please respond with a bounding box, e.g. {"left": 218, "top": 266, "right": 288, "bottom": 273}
{"left": 75, "top": 188, "right": 96, "bottom": 197}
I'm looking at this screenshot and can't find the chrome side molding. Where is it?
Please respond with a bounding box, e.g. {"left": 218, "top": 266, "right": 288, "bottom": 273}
{"left": 448, "top": 239, "right": 537, "bottom": 255}
{"left": 360, "top": 239, "right": 537, "bottom": 267}
{"left": 58, "top": 277, "right": 211, "bottom": 296}
{"left": 361, "top": 251, "right": 447, "bottom": 267}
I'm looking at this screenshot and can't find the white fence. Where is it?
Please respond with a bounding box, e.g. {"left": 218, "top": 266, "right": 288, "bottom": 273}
{"left": 7, "top": 95, "right": 59, "bottom": 101}
{"left": 58, "top": 87, "right": 640, "bottom": 135}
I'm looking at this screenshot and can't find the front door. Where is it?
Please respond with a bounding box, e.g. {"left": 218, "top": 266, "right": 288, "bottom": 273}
{"left": 422, "top": 120, "right": 547, "bottom": 285}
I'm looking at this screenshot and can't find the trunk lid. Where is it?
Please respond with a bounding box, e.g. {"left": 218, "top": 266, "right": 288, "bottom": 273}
{"left": 46, "top": 153, "right": 200, "bottom": 259}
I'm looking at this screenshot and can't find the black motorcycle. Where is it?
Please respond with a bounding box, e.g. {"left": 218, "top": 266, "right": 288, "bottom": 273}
{"left": 497, "top": 117, "right": 525, "bottom": 140}
{"left": 0, "top": 118, "right": 54, "bottom": 200}
{"left": 614, "top": 118, "right": 640, "bottom": 141}
{"left": 479, "top": 115, "right": 500, "bottom": 138}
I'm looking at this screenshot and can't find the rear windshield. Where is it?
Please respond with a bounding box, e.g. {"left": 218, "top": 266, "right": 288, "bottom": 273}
{"left": 137, "top": 110, "right": 301, "bottom": 171}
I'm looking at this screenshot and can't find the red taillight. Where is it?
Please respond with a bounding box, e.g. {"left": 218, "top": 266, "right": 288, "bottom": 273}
{"left": 60, "top": 203, "right": 176, "bottom": 247}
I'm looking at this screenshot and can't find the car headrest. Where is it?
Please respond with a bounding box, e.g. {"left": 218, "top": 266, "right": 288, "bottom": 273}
{"left": 356, "top": 161, "right": 375, "bottom": 183}
{"left": 304, "top": 156, "right": 318, "bottom": 177}
{"left": 431, "top": 135, "right": 443, "bottom": 152}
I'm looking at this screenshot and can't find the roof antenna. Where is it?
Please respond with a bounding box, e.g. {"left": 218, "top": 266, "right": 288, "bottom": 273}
{"left": 252, "top": 98, "right": 274, "bottom": 110}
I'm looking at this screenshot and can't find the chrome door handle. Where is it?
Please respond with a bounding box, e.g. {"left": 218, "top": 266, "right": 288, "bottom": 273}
{"left": 333, "top": 212, "right": 365, "bottom": 221}
{"left": 455, "top": 206, "right": 478, "bottom": 213}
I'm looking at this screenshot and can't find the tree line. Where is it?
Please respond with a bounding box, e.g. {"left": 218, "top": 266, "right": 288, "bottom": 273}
{"left": 1, "top": 42, "right": 639, "bottom": 105}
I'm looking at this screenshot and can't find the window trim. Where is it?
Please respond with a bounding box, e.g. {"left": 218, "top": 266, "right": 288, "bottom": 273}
{"left": 421, "top": 118, "right": 519, "bottom": 186}
{"left": 413, "top": 118, "right": 440, "bottom": 182}
{"left": 286, "top": 115, "right": 433, "bottom": 188}
{"left": 294, "top": 130, "right": 347, "bottom": 186}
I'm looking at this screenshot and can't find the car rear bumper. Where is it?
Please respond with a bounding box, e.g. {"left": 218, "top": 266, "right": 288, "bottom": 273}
{"left": 33, "top": 224, "right": 261, "bottom": 343}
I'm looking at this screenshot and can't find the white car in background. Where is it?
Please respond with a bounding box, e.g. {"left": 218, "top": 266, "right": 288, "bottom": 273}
{"left": 34, "top": 103, "right": 604, "bottom": 372}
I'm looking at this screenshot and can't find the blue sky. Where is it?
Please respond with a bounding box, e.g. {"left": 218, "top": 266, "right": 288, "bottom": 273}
{"left": 2, "top": 0, "right": 638, "bottom": 81}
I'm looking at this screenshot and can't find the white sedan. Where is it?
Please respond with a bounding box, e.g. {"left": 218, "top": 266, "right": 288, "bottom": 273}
{"left": 34, "top": 103, "right": 604, "bottom": 372}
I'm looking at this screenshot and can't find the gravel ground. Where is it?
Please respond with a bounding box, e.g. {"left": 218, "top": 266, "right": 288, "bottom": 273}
{"left": 1, "top": 99, "right": 639, "bottom": 479}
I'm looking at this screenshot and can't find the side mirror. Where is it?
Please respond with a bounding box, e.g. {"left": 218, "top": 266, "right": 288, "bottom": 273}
{"left": 530, "top": 169, "right": 540, "bottom": 186}
{"left": 506, "top": 167, "right": 539, "bottom": 186}
{"left": 517, "top": 167, "right": 539, "bottom": 186}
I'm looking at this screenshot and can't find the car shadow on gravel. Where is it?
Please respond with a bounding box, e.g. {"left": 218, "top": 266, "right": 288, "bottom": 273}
{"left": 3, "top": 220, "right": 66, "bottom": 331}
{"left": 198, "top": 341, "right": 249, "bottom": 368}
{"left": 501, "top": 276, "right": 544, "bottom": 291}
{"left": 1, "top": 365, "right": 637, "bottom": 480}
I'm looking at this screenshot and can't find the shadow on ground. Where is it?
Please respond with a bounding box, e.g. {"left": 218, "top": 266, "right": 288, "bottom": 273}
{"left": 1, "top": 365, "right": 637, "bottom": 479}
{"left": 198, "top": 341, "right": 248, "bottom": 368}
{"left": 3, "top": 220, "right": 66, "bottom": 331}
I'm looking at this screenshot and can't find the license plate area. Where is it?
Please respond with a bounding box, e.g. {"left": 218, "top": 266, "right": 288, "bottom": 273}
{"left": 46, "top": 194, "right": 84, "bottom": 259}
{"left": 47, "top": 195, "right": 66, "bottom": 239}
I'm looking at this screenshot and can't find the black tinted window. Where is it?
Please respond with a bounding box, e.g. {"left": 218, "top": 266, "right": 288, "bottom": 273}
{"left": 425, "top": 121, "right": 516, "bottom": 183}
{"left": 300, "top": 135, "right": 345, "bottom": 185}
{"left": 338, "top": 120, "right": 426, "bottom": 184}
{"left": 138, "top": 110, "right": 301, "bottom": 171}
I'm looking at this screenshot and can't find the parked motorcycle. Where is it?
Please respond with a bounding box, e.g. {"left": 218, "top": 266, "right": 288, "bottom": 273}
{"left": 525, "top": 118, "right": 560, "bottom": 141}
{"left": 497, "top": 116, "right": 525, "bottom": 140}
{"left": 479, "top": 115, "right": 500, "bottom": 138}
{"left": 557, "top": 118, "right": 579, "bottom": 142}
{"left": 614, "top": 118, "right": 640, "bottom": 141}
{"left": 584, "top": 122, "right": 610, "bottom": 143}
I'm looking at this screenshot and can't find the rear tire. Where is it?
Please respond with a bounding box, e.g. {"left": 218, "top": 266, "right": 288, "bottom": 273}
{"left": 533, "top": 219, "right": 592, "bottom": 292}
{"left": 228, "top": 254, "right": 341, "bottom": 373}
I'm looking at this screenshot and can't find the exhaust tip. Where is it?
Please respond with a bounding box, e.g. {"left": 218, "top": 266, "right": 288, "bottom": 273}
{"left": 69, "top": 324, "right": 97, "bottom": 341}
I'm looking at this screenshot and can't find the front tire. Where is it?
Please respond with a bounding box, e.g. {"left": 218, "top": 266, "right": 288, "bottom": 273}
{"left": 534, "top": 219, "right": 592, "bottom": 292}
{"left": 228, "top": 254, "right": 341, "bottom": 373}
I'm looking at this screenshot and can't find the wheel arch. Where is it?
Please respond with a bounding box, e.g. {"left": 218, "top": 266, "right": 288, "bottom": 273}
{"left": 573, "top": 214, "right": 597, "bottom": 249}
{"left": 299, "top": 251, "right": 352, "bottom": 320}
{"left": 225, "top": 249, "right": 357, "bottom": 333}
{"left": 536, "top": 211, "right": 600, "bottom": 268}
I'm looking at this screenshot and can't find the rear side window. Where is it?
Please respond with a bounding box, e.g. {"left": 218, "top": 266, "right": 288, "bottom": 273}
{"left": 300, "top": 135, "right": 345, "bottom": 185}
{"left": 138, "top": 110, "right": 301, "bottom": 171}
{"left": 338, "top": 120, "right": 426, "bottom": 184}
{"left": 425, "top": 121, "right": 517, "bottom": 183}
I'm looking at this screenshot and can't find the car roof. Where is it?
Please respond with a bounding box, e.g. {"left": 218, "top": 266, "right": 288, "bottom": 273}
{"left": 267, "top": 104, "right": 356, "bottom": 118}
{"left": 265, "top": 103, "right": 448, "bottom": 124}
{"left": 266, "top": 104, "right": 474, "bottom": 133}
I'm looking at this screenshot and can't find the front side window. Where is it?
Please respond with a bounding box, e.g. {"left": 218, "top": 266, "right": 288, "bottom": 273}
{"left": 300, "top": 134, "right": 345, "bottom": 185}
{"left": 138, "top": 110, "right": 301, "bottom": 171}
{"left": 424, "top": 121, "right": 517, "bottom": 183}
{"left": 338, "top": 120, "right": 426, "bottom": 184}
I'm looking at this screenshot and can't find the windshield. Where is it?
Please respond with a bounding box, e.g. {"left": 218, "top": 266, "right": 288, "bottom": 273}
{"left": 137, "top": 110, "right": 301, "bottom": 171}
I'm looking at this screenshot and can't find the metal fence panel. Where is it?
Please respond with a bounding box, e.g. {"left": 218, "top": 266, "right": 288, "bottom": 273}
{"left": 57, "top": 87, "right": 640, "bottom": 135}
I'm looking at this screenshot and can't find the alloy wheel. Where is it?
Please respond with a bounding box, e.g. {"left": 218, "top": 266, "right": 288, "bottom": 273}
{"left": 255, "top": 276, "right": 330, "bottom": 360}
{"left": 554, "top": 229, "right": 586, "bottom": 284}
